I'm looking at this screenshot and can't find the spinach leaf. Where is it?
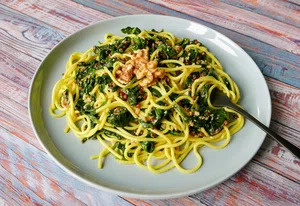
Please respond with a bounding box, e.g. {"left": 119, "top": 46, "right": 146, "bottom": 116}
{"left": 101, "top": 129, "right": 123, "bottom": 140}
{"left": 140, "top": 108, "right": 169, "bottom": 128}
{"left": 81, "top": 77, "right": 96, "bottom": 95}
{"left": 115, "top": 37, "right": 131, "bottom": 53}
{"left": 95, "top": 37, "right": 131, "bottom": 58}
{"left": 75, "top": 99, "right": 85, "bottom": 113}
{"left": 75, "top": 61, "right": 97, "bottom": 82}
{"left": 81, "top": 132, "right": 98, "bottom": 143}
{"left": 188, "top": 48, "right": 198, "bottom": 63}
{"left": 185, "top": 75, "right": 193, "bottom": 88}
{"left": 97, "top": 74, "right": 111, "bottom": 92}
{"left": 97, "top": 74, "right": 119, "bottom": 92}
{"left": 89, "top": 115, "right": 98, "bottom": 124}
{"left": 140, "top": 120, "right": 154, "bottom": 129}
{"left": 75, "top": 99, "right": 96, "bottom": 116}
{"left": 207, "top": 68, "right": 218, "bottom": 79}
{"left": 103, "top": 58, "right": 117, "bottom": 71}
{"left": 107, "top": 107, "right": 132, "bottom": 127}
{"left": 179, "top": 37, "right": 190, "bottom": 49}
{"left": 149, "top": 88, "right": 162, "bottom": 97}
{"left": 179, "top": 99, "right": 192, "bottom": 108}
{"left": 95, "top": 44, "right": 111, "bottom": 60}
{"left": 174, "top": 103, "right": 191, "bottom": 123}
{"left": 121, "top": 27, "right": 141, "bottom": 35}
{"left": 140, "top": 141, "right": 155, "bottom": 153}
{"left": 115, "top": 142, "right": 126, "bottom": 155}
{"left": 198, "top": 84, "right": 210, "bottom": 105}
{"left": 127, "top": 87, "right": 138, "bottom": 106}
{"left": 127, "top": 86, "right": 145, "bottom": 106}
{"left": 131, "top": 37, "right": 146, "bottom": 50}
{"left": 151, "top": 28, "right": 164, "bottom": 33}
{"left": 169, "top": 93, "right": 179, "bottom": 101}
{"left": 222, "top": 76, "right": 231, "bottom": 90}
{"left": 158, "top": 44, "right": 177, "bottom": 60}
{"left": 145, "top": 37, "right": 156, "bottom": 52}
{"left": 152, "top": 108, "right": 168, "bottom": 126}
{"left": 167, "top": 129, "right": 182, "bottom": 136}
{"left": 206, "top": 108, "right": 229, "bottom": 135}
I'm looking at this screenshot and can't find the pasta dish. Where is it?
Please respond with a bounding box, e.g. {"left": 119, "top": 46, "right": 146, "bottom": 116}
{"left": 50, "top": 27, "right": 244, "bottom": 174}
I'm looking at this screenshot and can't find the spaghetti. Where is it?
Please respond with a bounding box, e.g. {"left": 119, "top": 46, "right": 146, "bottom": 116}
{"left": 50, "top": 27, "right": 244, "bottom": 174}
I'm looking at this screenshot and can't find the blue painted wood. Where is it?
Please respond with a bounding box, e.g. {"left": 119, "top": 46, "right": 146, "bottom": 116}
{"left": 0, "top": 4, "right": 66, "bottom": 60}
{"left": 220, "top": 0, "right": 300, "bottom": 28}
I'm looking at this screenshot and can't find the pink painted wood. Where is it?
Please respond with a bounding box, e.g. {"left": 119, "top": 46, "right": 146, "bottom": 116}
{"left": 0, "top": 0, "right": 299, "bottom": 205}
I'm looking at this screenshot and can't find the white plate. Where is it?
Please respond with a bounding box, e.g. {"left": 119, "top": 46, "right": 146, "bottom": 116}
{"left": 29, "top": 15, "right": 271, "bottom": 199}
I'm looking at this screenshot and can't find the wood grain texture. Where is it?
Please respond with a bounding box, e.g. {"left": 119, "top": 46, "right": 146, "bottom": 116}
{"left": 149, "top": 0, "right": 300, "bottom": 55}
{"left": 2, "top": 0, "right": 112, "bottom": 35}
{"left": 268, "top": 77, "right": 300, "bottom": 134}
{"left": 125, "top": 197, "right": 202, "bottom": 206}
{"left": 288, "top": 0, "right": 300, "bottom": 6}
{"left": 221, "top": 0, "right": 300, "bottom": 28}
{"left": 0, "top": 0, "right": 300, "bottom": 205}
{"left": 0, "top": 4, "right": 65, "bottom": 60}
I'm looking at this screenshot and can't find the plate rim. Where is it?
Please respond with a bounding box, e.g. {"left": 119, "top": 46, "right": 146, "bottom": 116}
{"left": 28, "top": 14, "right": 272, "bottom": 199}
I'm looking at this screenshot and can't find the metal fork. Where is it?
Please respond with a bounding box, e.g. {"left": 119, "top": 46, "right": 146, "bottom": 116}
{"left": 211, "top": 91, "right": 300, "bottom": 159}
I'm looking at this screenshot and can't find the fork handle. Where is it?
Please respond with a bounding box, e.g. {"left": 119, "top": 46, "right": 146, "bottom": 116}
{"left": 229, "top": 104, "right": 300, "bottom": 159}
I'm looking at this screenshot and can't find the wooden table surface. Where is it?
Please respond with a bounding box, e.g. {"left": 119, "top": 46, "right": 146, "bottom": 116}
{"left": 1, "top": 0, "right": 300, "bottom": 205}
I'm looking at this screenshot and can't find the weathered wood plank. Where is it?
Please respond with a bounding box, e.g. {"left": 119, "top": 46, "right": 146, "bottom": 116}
{"left": 0, "top": 42, "right": 38, "bottom": 102}
{"left": 0, "top": 127, "right": 134, "bottom": 206}
{"left": 0, "top": 196, "right": 10, "bottom": 206}
{"left": 125, "top": 197, "right": 202, "bottom": 206}
{"left": 288, "top": 0, "right": 300, "bottom": 6}
{"left": 73, "top": 0, "right": 149, "bottom": 16}
{"left": 149, "top": 0, "right": 300, "bottom": 55}
{"left": 255, "top": 132, "right": 300, "bottom": 183}
{"left": 74, "top": 0, "right": 300, "bottom": 88}
{"left": 179, "top": 159, "right": 300, "bottom": 206}
{"left": 241, "top": 40, "right": 300, "bottom": 88}
{"left": 0, "top": 163, "right": 53, "bottom": 206}
{"left": 221, "top": 0, "right": 300, "bottom": 28}
{"left": 267, "top": 77, "right": 300, "bottom": 137}
{"left": 0, "top": 4, "right": 65, "bottom": 60}
{"left": 0, "top": 43, "right": 43, "bottom": 151}
{"left": 0, "top": 98, "right": 43, "bottom": 151}
{"left": 182, "top": 158, "right": 300, "bottom": 206}
{"left": 1, "top": 0, "right": 112, "bottom": 35}
{"left": 225, "top": 162, "right": 300, "bottom": 205}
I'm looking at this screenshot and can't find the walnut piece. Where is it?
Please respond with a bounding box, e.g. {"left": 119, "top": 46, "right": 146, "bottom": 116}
{"left": 115, "top": 49, "right": 165, "bottom": 87}
{"left": 132, "top": 49, "right": 165, "bottom": 87}
{"left": 116, "top": 64, "right": 134, "bottom": 85}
